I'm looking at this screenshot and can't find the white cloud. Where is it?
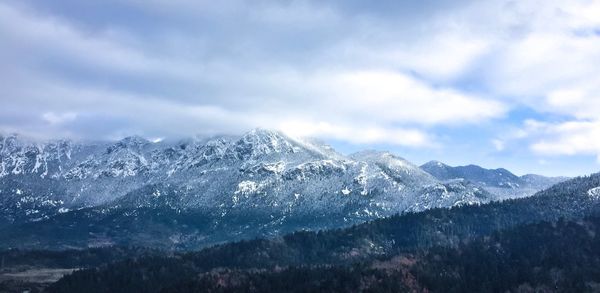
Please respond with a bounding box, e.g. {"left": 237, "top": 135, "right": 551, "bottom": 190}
{"left": 544, "top": 85, "right": 600, "bottom": 120}
{"left": 279, "top": 120, "right": 432, "bottom": 147}
{"left": 343, "top": 30, "right": 492, "bottom": 82}
{"left": 447, "top": 0, "right": 600, "bottom": 161}
{"left": 307, "top": 70, "right": 506, "bottom": 126}
{"left": 493, "top": 118, "right": 600, "bottom": 161}
{"left": 42, "top": 112, "right": 77, "bottom": 125}
{"left": 488, "top": 32, "right": 600, "bottom": 103}
{"left": 2, "top": 0, "right": 600, "bottom": 169}
{"left": 529, "top": 121, "right": 600, "bottom": 157}
{"left": 492, "top": 139, "right": 505, "bottom": 151}
{"left": 484, "top": 1, "right": 600, "bottom": 106}
{"left": 0, "top": 1, "right": 510, "bottom": 146}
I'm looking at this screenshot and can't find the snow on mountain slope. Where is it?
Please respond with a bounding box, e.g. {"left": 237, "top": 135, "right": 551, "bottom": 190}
{"left": 588, "top": 187, "right": 600, "bottom": 199}
{"left": 0, "top": 134, "right": 75, "bottom": 178}
{"left": 0, "top": 130, "right": 543, "bottom": 248}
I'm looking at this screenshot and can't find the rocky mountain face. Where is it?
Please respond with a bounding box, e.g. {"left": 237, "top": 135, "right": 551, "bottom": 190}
{"left": 0, "top": 130, "right": 554, "bottom": 249}
{"left": 420, "top": 160, "right": 566, "bottom": 199}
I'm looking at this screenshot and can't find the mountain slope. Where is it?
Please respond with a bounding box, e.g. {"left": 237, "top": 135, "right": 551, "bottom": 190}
{"left": 46, "top": 173, "right": 600, "bottom": 293}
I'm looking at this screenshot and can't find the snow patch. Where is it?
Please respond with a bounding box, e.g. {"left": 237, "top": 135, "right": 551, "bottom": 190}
{"left": 235, "top": 180, "right": 259, "bottom": 195}
{"left": 588, "top": 187, "right": 600, "bottom": 199}
{"left": 263, "top": 161, "right": 285, "bottom": 174}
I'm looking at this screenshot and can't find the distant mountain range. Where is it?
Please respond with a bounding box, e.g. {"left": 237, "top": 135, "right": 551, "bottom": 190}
{"left": 0, "top": 129, "right": 566, "bottom": 249}
{"left": 421, "top": 161, "right": 567, "bottom": 199}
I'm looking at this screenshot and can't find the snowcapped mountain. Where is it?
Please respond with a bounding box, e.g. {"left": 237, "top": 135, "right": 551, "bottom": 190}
{"left": 0, "top": 130, "right": 553, "bottom": 249}
{"left": 420, "top": 160, "right": 567, "bottom": 199}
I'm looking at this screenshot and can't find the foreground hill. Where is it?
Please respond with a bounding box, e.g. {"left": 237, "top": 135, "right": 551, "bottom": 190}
{"left": 45, "top": 173, "right": 600, "bottom": 292}
{"left": 127, "top": 216, "right": 600, "bottom": 293}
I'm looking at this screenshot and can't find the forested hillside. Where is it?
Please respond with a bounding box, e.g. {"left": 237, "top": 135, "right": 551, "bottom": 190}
{"left": 49, "top": 216, "right": 600, "bottom": 292}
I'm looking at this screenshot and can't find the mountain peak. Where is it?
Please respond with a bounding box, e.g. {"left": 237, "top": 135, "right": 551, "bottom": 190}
{"left": 0, "top": 132, "right": 19, "bottom": 140}
{"left": 231, "top": 128, "right": 297, "bottom": 159}
{"left": 106, "top": 135, "right": 150, "bottom": 154}
{"left": 239, "top": 128, "right": 288, "bottom": 142}
{"left": 246, "top": 127, "right": 282, "bottom": 136}
{"left": 119, "top": 135, "right": 150, "bottom": 145}
{"left": 0, "top": 133, "right": 24, "bottom": 154}
{"left": 350, "top": 150, "right": 406, "bottom": 161}
{"left": 421, "top": 160, "right": 450, "bottom": 169}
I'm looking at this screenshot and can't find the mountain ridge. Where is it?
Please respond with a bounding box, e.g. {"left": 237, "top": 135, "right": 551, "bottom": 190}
{"left": 0, "top": 129, "right": 564, "bottom": 249}
{"left": 421, "top": 160, "right": 567, "bottom": 199}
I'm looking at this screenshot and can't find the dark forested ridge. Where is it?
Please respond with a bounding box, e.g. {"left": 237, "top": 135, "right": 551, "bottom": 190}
{"left": 412, "top": 217, "right": 600, "bottom": 292}
{"left": 160, "top": 216, "right": 600, "bottom": 292}
{"left": 0, "top": 246, "right": 161, "bottom": 269}
{"left": 45, "top": 173, "right": 600, "bottom": 292}
{"left": 48, "top": 216, "right": 600, "bottom": 292}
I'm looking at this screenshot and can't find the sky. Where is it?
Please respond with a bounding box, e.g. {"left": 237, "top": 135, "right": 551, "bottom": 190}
{"left": 1, "top": 0, "right": 600, "bottom": 176}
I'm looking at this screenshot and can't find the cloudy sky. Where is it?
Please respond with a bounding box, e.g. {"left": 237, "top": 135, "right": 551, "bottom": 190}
{"left": 1, "top": 0, "right": 600, "bottom": 176}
